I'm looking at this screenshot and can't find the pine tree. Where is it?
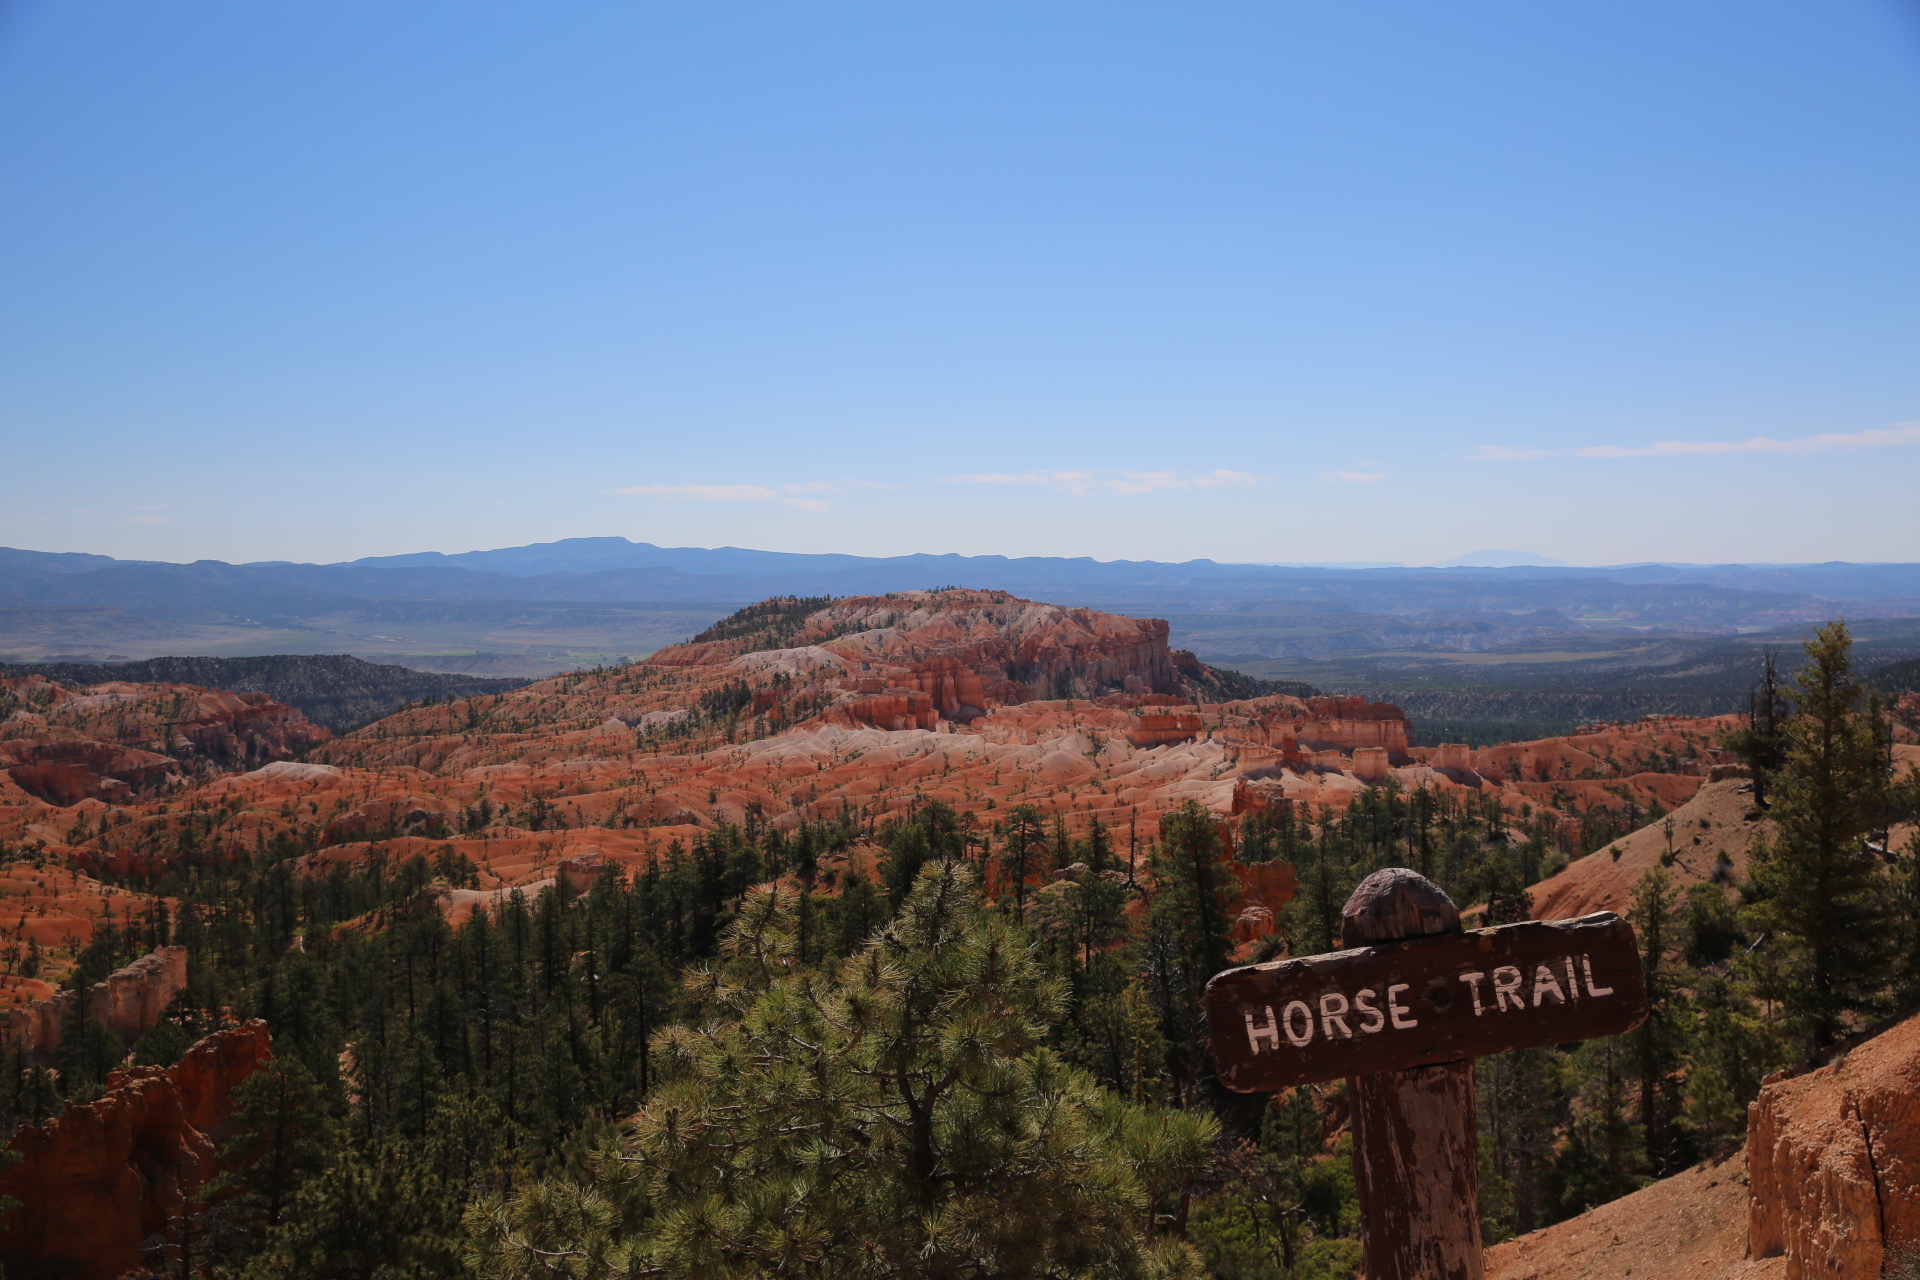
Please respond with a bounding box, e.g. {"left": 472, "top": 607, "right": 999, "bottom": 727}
{"left": 207, "top": 1058, "right": 339, "bottom": 1262}
{"left": 466, "top": 863, "right": 1215, "bottom": 1280}
{"left": 1142, "top": 803, "right": 1237, "bottom": 1099}
{"left": 53, "top": 994, "right": 121, "bottom": 1100}
{"left": 1722, "top": 649, "right": 1789, "bottom": 808}
{"left": 1477, "top": 1047, "right": 1570, "bottom": 1238}
{"left": 997, "top": 803, "right": 1048, "bottom": 920}
{"left": 1744, "top": 620, "right": 1901, "bottom": 1051}
{"left": 1627, "top": 869, "right": 1690, "bottom": 1175}
{"left": 1898, "top": 827, "right": 1920, "bottom": 1008}
{"left": 1551, "top": 1037, "right": 1638, "bottom": 1218}
{"left": 225, "top": 1058, "right": 338, "bottom": 1222}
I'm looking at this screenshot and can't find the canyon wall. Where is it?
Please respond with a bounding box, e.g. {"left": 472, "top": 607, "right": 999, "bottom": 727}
{"left": 0, "top": 1020, "right": 271, "bottom": 1280}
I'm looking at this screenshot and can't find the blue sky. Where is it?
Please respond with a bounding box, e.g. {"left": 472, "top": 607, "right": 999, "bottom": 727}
{"left": 3, "top": 1, "right": 1917, "bottom": 567}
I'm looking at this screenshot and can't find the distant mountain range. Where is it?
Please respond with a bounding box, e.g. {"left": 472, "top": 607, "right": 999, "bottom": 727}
{"left": 325, "top": 537, "right": 1920, "bottom": 601}
{"left": 10, "top": 538, "right": 1920, "bottom": 602}
{"left": 3, "top": 539, "right": 1918, "bottom": 676}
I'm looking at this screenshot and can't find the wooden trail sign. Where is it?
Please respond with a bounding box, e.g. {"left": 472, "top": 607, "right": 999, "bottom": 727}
{"left": 1205, "top": 910, "right": 1647, "bottom": 1092}
{"left": 1204, "top": 868, "right": 1651, "bottom": 1280}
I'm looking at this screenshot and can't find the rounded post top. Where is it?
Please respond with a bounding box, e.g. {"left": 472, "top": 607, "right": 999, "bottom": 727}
{"left": 1341, "top": 868, "right": 1461, "bottom": 946}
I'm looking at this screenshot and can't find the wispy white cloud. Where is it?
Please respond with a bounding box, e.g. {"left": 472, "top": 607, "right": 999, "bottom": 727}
{"left": 612, "top": 481, "right": 847, "bottom": 512}
{"left": 943, "top": 469, "right": 1268, "bottom": 497}
{"left": 1320, "top": 469, "right": 1389, "bottom": 485}
{"left": 1475, "top": 422, "right": 1920, "bottom": 462}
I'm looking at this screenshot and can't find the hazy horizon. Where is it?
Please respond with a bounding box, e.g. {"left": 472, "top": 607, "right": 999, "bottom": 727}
{"left": 13, "top": 536, "right": 1920, "bottom": 574}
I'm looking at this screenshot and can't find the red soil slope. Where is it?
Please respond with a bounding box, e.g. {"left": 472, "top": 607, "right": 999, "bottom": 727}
{"left": 1525, "top": 744, "right": 1920, "bottom": 922}
{"left": 1483, "top": 1153, "right": 1779, "bottom": 1280}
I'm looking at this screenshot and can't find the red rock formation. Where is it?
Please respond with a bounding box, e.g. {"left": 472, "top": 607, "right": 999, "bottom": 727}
{"left": 320, "top": 792, "right": 460, "bottom": 844}
{"left": 5, "top": 945, "right": 188, "bottom": 1058}
{"left": 0, "top": 675, "right": 328, "bottom": 805}
{"left": 1747, "top": 1011, "right": 1920, "bottom": 1278}
{"left": 0, "top": 1020, "right": 271, "bottom": 1280}
{"left": 1298, "top": 696, "right": 1415, "bottom": 751}
{"left": 1350, "top": 746, "right": 1392, "bottom": 783}
{"left": 1227, "top": 858, "right": 1298, "bottom": 950}
{"left": 1128, "top": 712, "right": 1203, "bottom": 748}
{"left": 791, "top": 592, "right": 1193, "bottom": 706}
{"left": 0, "top": 737, "right": 177, "bottom": 806}
{"left": 1467, "top": 715, "right": 1740, "bottom": 786}
{"left": 1233, "top": 697, "right": 1413, "bottom": 756}
{"left": 830, "top": 687, "right": 938, "bottom": 732}
{"left": 558, "top": 849, "right": 605, "bottom": 893}
{"left": 1229, "top": 777, "right": 1293, "bottom": 823}
{"left": 0, "top": 865, "right": 174, "bottom": 1012}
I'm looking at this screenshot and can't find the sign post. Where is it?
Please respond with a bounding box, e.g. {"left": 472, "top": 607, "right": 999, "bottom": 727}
{"left": 1205, "top": 868, "right": 1649, "bottom": 1280}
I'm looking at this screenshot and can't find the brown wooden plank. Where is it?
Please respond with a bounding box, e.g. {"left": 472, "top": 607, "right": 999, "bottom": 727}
{"left": 1206, "top": 911, "right": 1649, "bottom": 1093}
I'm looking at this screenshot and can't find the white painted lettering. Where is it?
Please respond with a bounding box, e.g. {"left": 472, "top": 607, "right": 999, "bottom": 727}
{"left": 1531, "top": 964, "right": 1567, "bottom": 1006}
{"left": 1459, "top": 971, "right": 1488, "bottom": 1016}
{"left": 1492, "top": 965, "right": 1525, "bottom": 1012}
{"left": 1582, "top": 954, "right": 1614, "bottom": 997}
{"left": 1319, "top": 992, "right": 1353, "bottom": 1039}
{"left": 1563, "top": 956, "right": 1580, "bottom": 1001}
{"left": 1387, "top": 983, "right": 1418, "bottom": 1029}
{"left": 1353, "top": 988, "right": 1386, "bottom": 1034}
{"left": 1245, "top": 1005, "right": 1281, "bottom": 1053}
{"left": 1283, "top": 1000, "right": 1315, "bottom": 1047}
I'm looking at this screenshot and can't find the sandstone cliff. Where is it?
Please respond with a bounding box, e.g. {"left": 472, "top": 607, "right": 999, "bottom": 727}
{"left": 4, "top": 945, "right": 188, "bottom": 1058}
{"left": 0, "top": 1020, "right": 271, "bottom": 1280}
{"left": 1747, "top": 1012, "right": 1920, "bottom": 1278}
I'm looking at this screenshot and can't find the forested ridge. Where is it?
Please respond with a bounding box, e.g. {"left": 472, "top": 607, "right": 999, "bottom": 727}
{"left": 2, "top": 625, "right": 1918, "bottom": 1278}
